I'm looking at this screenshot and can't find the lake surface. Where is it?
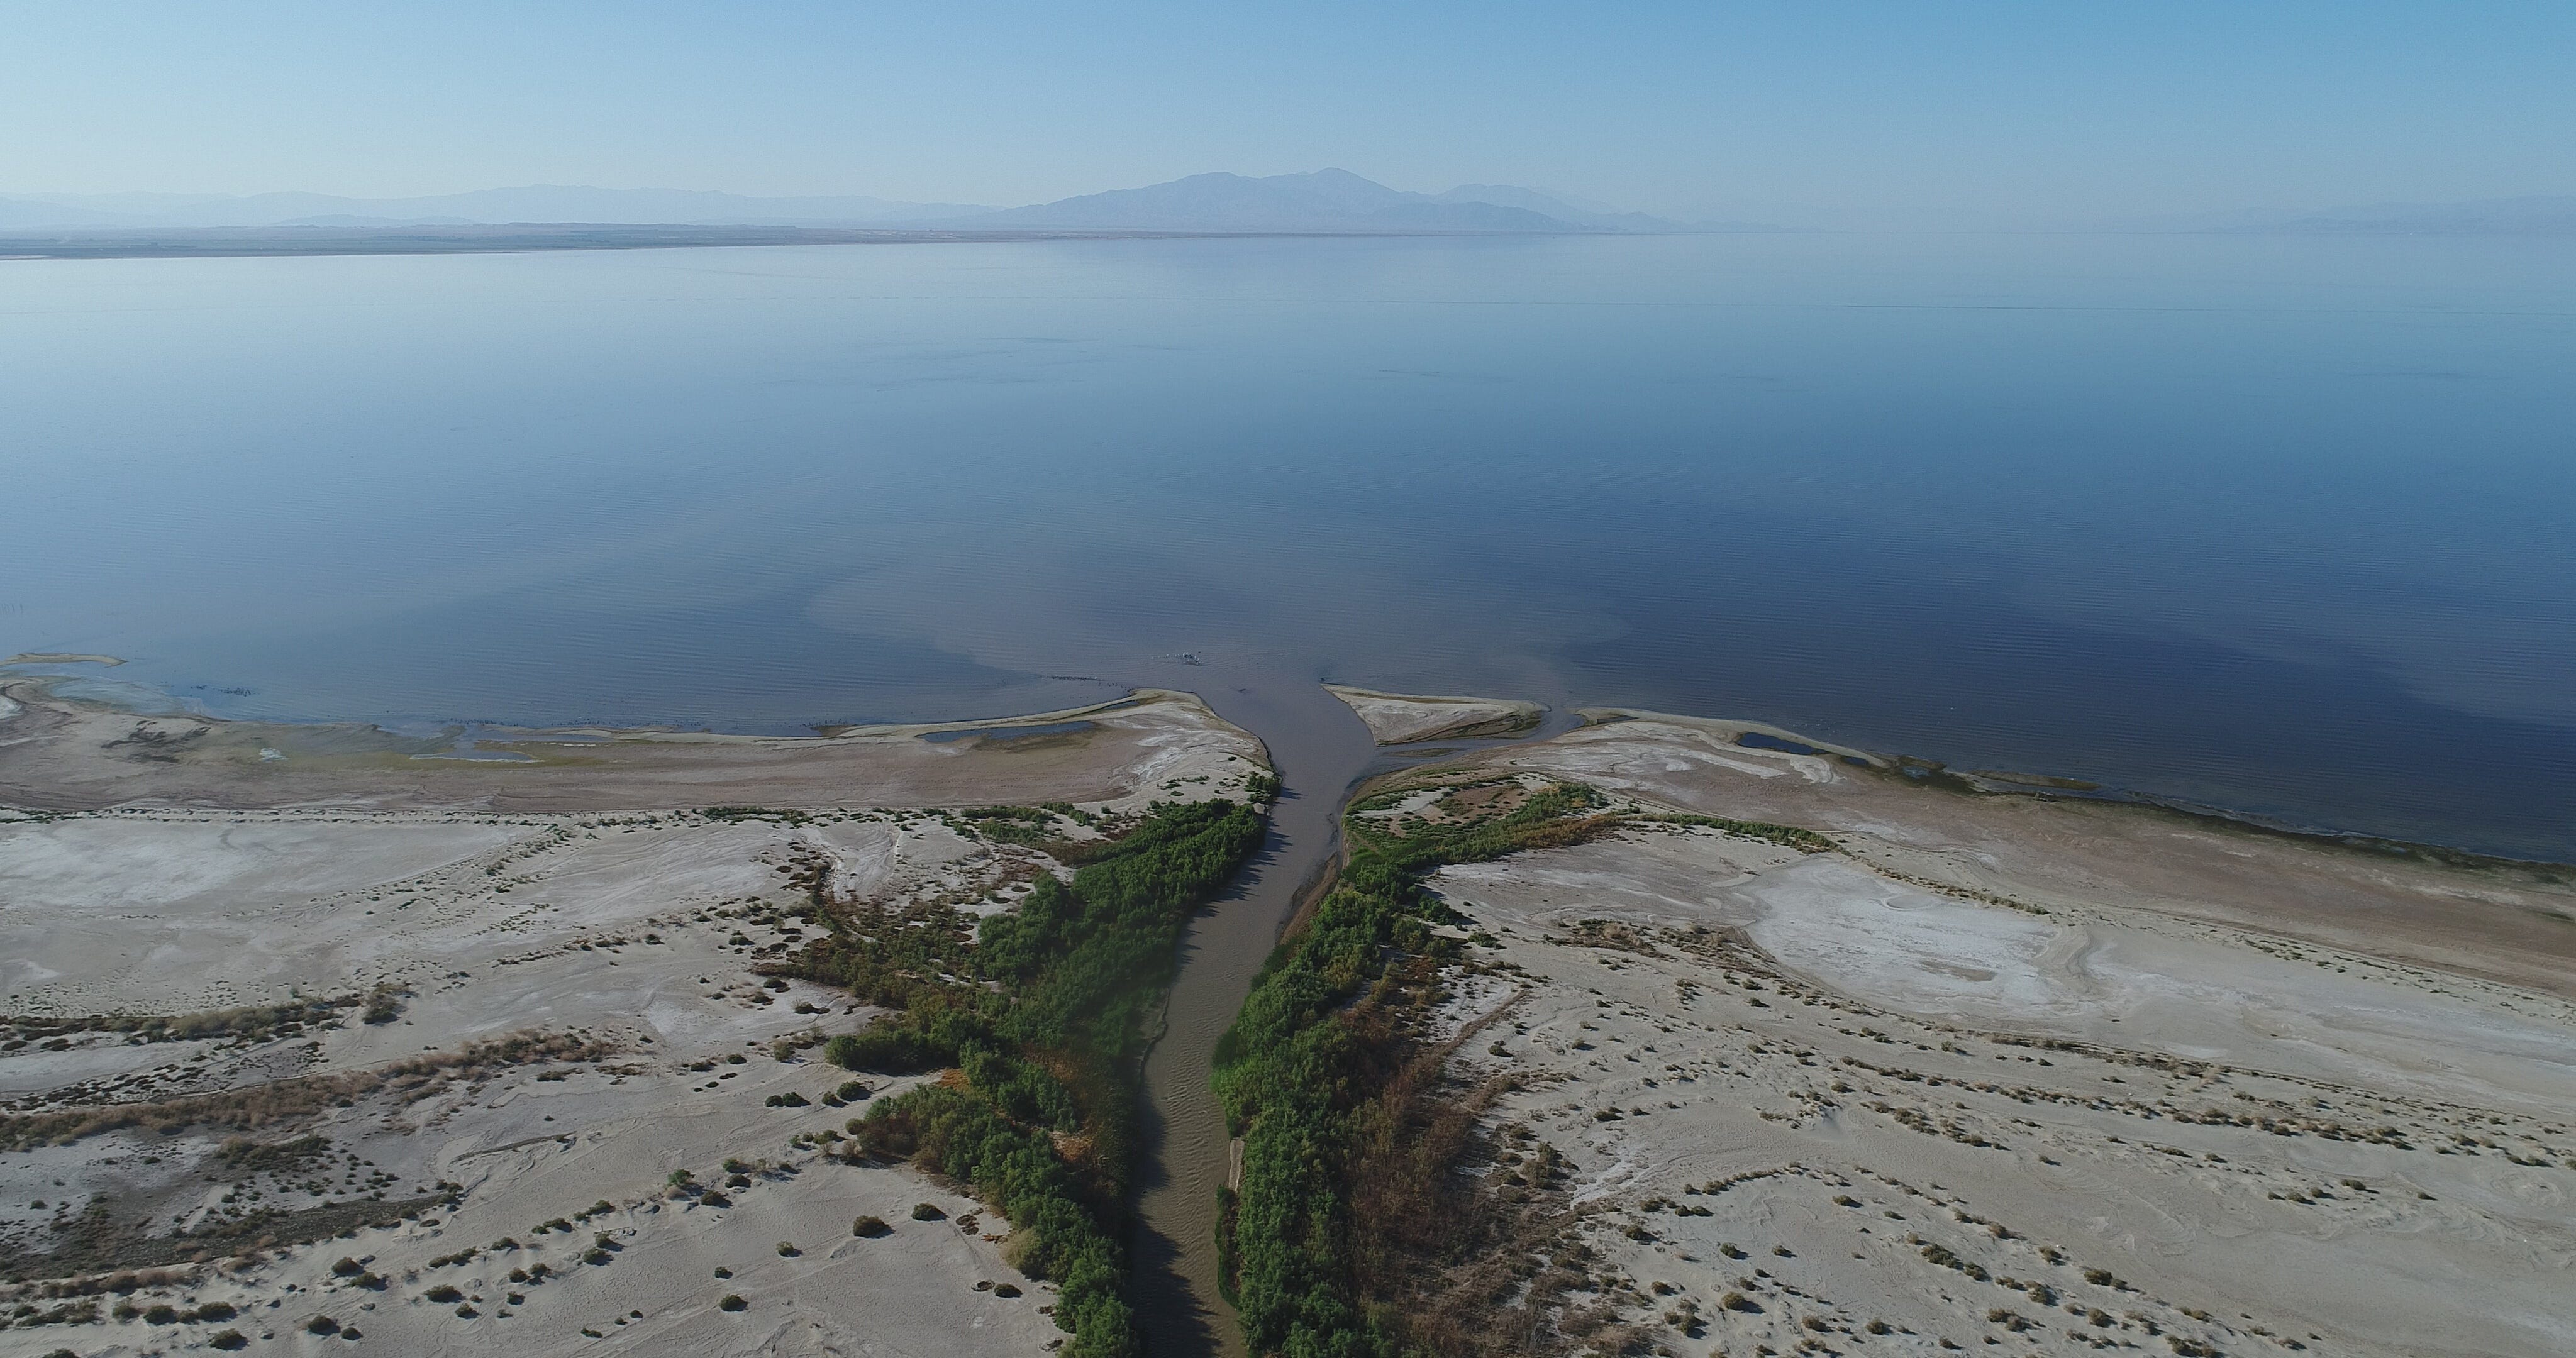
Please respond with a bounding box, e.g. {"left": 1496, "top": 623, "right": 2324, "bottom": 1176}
{"left": 4, "top": 232, "right": 2573, "bottom": 858}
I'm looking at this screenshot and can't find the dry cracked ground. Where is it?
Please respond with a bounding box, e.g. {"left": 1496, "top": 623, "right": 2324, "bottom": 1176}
{"left": 0, "top": 681, "right": 1264, "bottom": 1357}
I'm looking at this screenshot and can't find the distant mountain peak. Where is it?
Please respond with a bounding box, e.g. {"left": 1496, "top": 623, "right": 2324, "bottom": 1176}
{"left": 944, "top": 168, "right": 1655, "bottom": 234}
{"left": 1, "top": 172, "right": 1781, "bottom": 237}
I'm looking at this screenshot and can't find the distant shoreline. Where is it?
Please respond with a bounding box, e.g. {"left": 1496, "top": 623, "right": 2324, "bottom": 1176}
{"left": 0, "top": 222, "right": 1701, "bottom": 261}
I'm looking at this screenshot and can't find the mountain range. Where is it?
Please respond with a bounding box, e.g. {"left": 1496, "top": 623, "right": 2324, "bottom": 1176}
{"left": 0, "top": 185, "right": 991, "bottom": 230}
{"left": 942, "top": 168, "right": 1729, "bottom": 232}
{"left": 14, "top": 174, "right": 2561, "bottom": 238}
{"left": 0, "top": 171, "right": 1751, "bottom": 235}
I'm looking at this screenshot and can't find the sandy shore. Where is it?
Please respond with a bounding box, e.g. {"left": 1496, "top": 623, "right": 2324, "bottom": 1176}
{"left": 1388, "top": 712, "right": 2576, "bottom": 1357}
{"left": 1324, "top": 685, "right": 1542, "bottom": 744}
{"left": 0, "top": 677, "right": 1260, "bottom": 814}
{"left": 0, "top": 685, "right": 1269, "bottom": 1354}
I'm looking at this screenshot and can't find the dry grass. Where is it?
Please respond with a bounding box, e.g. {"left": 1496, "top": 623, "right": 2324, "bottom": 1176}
{"left": 1, "top": 1195, "right": 441, "bottom": 1283}
{"left": 0, "top": 1031, "right": 614, "bottom": 1150}
{"left": 4, "top": 994, "right": 366, "bottom": 1046}
{"left": 1340, "top": 974, "right": 1587, "bottom": 1358}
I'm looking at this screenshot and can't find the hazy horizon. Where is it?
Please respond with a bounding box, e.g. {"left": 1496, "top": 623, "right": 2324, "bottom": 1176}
{"left": 6, "top": 3, "right": 2572, "bottom": 231}
{"left": 11, "top": 175, "right": 2576, "bottom": 238}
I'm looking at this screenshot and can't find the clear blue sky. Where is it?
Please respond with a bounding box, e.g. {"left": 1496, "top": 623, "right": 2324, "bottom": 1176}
{"left": 6, "top": 1, "right": 2570, "bottom": 226}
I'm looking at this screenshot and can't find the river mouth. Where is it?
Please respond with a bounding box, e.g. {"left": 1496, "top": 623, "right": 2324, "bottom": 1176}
{"left": 1126, "top": 676, "right": 1584, "bottom": 1357}
{"left": 1127, "top": 676, "right": 1378, "bottom": 1357}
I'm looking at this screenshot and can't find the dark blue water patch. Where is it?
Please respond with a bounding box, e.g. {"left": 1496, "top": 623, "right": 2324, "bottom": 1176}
{"left": 1542, "top": 519, "right": 2576, "bottom": 863}
{"left": 919, "top": 720, "right": 1097, "bottom": 745}
{"left": 1735, "top": 731, "right": 1828, "bottom": 758}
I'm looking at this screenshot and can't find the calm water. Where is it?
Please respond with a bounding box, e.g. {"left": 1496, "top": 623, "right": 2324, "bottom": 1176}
{"left": 4, "top": 233, "right": 2573, "bottom": 858}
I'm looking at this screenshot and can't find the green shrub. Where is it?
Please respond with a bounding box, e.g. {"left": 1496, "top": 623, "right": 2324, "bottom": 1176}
{"left": 823, "top": 1024, "right": 945, "bottom": 1073}
{"left": 1211, "top": 777, "right": 1622, "bottom": 1357}
{"left": 840, "top": 800, "right": 1264, "bottom": 1358}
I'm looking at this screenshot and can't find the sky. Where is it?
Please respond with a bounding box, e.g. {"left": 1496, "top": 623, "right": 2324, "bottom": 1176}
{"left": 5, "top": 1, "right": 2572, "bottom": 228}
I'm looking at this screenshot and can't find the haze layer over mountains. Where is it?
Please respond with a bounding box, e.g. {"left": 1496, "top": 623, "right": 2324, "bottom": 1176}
{"left": 8, "top": 170, "right": 2570, "bottom": 237}
{"left": 0, "top": 170, "right": 1729, "bottom": 234}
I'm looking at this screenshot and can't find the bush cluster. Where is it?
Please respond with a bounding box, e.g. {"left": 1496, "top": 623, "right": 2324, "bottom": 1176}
{"left": 832, "top": 799, "right": 1265, "bottom": 1358}
{"left": 1213, "top": 780, "right": 1609, "bottom": 1357}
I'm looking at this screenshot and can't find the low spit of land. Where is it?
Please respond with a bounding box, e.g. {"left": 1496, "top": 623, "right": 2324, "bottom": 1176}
{"left": 1326, "top": 685, "right": 1543, "bottom": 744}
{"left": 0, "top": 225, "right": 1216, "bottom": 260}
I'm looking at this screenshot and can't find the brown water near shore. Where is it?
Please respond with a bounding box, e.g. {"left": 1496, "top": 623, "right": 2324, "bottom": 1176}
{"left": 1124, "top": 674, "right": 1587, "bottom": 1357}
{"left": 1127, "top": 675, "right": 1382, "bottom": 1358}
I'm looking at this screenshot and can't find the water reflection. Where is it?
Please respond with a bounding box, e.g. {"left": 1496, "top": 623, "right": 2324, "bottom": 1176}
{"left": 3, "top": 231, "right": 2570, "bottom": 856}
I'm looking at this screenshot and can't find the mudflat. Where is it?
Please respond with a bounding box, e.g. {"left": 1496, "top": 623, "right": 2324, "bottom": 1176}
{"left": 0, "top": 683, "right": 1267, "bottom": 1355}
{"left": 1366, "top": 708, "right": 2576, "bottom": 1357}
{"left": 0, "top": 677, "right": 1254, "bottom": 814}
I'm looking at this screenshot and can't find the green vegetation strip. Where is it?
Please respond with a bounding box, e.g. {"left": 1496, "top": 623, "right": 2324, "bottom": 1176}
{"left": 1631, "top": 812, "right": 1836, "bottom": 853}
{"left": 804, "top": 800, "right": 1265, "bottom": 1358}
{"left": 1213, "top": 781, "right": 1602, "bottom": 1355}
{"left": 1213, "top": 780, "right": 1835, "bottom": 1356}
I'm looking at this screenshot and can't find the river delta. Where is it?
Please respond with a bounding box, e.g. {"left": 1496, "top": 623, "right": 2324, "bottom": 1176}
{"left": 4, "top": 674, "right": 2570, "bottom": 1357}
